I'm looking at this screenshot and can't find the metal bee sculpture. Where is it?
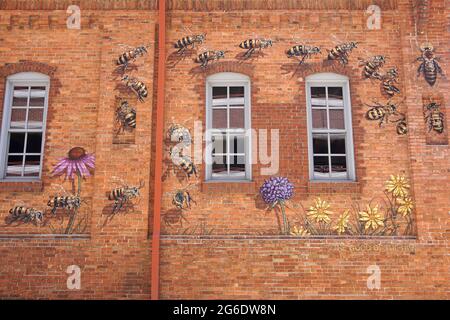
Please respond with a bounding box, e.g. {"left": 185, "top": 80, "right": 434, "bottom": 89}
{"left": 194, "top": 50, "right": 225, "bottom": 68}
{"left": 359, "top": 55, "right": 386, "bottom": 80}
{"left": 107, "top": 180, "right": 144, "bottom": 214}
{"left": 115, "top": 99, "right": 136, "bottom": 134}
{"left": 381, "top": 67, "right": 401, "bottom": 97}
{"left": 121, "top": 75, "right": 148, "bottom": 102}
{"left": 365, "top": 100, "right": 402, "bottom": 127}
{"left": 116, "top": 45, "right": 150, "bottom": 71}
{"left": 239, "top": 38, "right": 273, "bottom": 59}
{"left": 172, "top": 188, "right": 196, "bottom": 210}
{"left": 416, "top": 43, "right": 443, "bottom": 86}
{"left": 395, "top": 117, "right": 408, "bottom": 136}
{"left": 286, "top": 45, "right": 321, "bottom": 65}
{"left": 327, "top": 41, "right": 358, "bottom": 65}
{"left": 167, "top": 124, "right": 192, "bottom": 146}
{"left": 424, "top": 102, "right": 445, "bottom": 134}
{"left": 169, "top": 147, "right": 198, "bottom": 179}
{"left": 6, "top": 206, "right": 44, "bottom": 225}
{"left": 174, "top": 33, "right": 206, "bottom": 55}
{"left": 47, "top": 194, "right": 82, "bottom": 215}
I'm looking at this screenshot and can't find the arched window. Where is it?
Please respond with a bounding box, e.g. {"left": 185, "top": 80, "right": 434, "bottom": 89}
{"left": 305, "top": 73, "right": 355, "bottom": 181}
{"left": 205, "top": 72, "right": 251, "bottom": 181}
{"left": 0, "top": 72, "right": 50, "bottom": 180}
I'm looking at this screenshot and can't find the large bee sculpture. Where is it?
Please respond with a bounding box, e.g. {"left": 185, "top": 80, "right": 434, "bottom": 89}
{"left": 416, "top": 43, "right": 443, "bottom": 86}
{"left": 169, "top": 147, "right": 198, "bottom": 179}
{"left": 194, "top": 50, "right": 225, "bottom": 68}
{"left": 286, "top": 45, "right": 321, "bottom": 65}
{"left": 6, "top": 206, "right": 44, "bottom": 225}
{"left": 121, "top": 75, "right": 148, "bottom": 102}
{"left": 424, "top": 102, "right": 445, "bottom": 134}
{"left": 172, "top": 188, "right": 196, "bottom": 210}
{"left": 115, "top": 99, "right": 136, "bottom": 134}
{"left": 359, "top": 55, "right": 386, "bottom": 80}
{"left": 47, "top": 194, "right": 82, "bottom": 215}
{"left": 395, "top": 116, "right": 408, "bottom": 136}
{"left": 167, "top": 124, "right": 192, "bottom": 146}
{"left": 107, "top": 180, "right": 144, "bottom": 214}
{"left": 327, "top": 41, "right": 358, "bottom": 65}
{"left": 174, "top": 33, "right": 206, "bottom": 54}
{"left": 381, "top": 67, "right": 401, "bottom": 97}
{"left": 365, "top": 100, "right": 402, "bottom": 127}
{"left": 239, "top": 38, "right": 273, "bottom": 59}
{"left": 116, "top": 45, "right": 150, "bottom": 71}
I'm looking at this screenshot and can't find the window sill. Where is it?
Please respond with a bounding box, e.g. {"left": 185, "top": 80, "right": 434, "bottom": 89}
{"left": 307, "top": 180, "right": 360, "bottom": 194}
{"left": 201, "top": 180, "right": 256, "bottom": 193}
{"left": 0, "top": 180, "right": 43, "bottom": 192}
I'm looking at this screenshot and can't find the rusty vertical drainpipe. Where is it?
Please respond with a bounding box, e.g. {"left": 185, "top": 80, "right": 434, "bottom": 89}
{"left": 151, "top": 0, "right": 166, "bottom": 300}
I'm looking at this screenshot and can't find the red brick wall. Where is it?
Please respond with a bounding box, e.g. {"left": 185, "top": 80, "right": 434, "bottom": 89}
{"left": 0, "top": 0, "right": 448, "bottom": 299}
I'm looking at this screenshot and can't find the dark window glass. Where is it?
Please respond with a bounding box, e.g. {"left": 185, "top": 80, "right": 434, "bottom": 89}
{"left": 10, "top": 109, "right": 27, "bottom": 129}
{"left": 330, "top": 134, "right": 346, "bottom": 154}
{"left": 311, "top": 87, "right": 326, "bottom": 99}
{"left": 8, "top": 132, "right": 25, "bottom": 153}
{"left": 24, "top": 155, "right": 41, "bottom": 176}
{"left": 313, "top": 156, "right": 330, "bottom": 175}
{"left": 313, "top": 134, "right": 328, "bottom": 154}
{"left": 329, "top": 109, "right": 345, "bottom": 129}
{"left": 230, "top": 155, "right": 245, "bottom": 173}
{"left": 26, "top": 132, "right": 43, "bottom": 153}
{"left": 331, "top": 156, "right": 347, "bottom": 175}
{"left": 328, "top": 87, "right": 343, "bottom": 99}
{"left": 212, "top": 87, "right": 227, "bottom": 99}
{"left": 230, "top": 86, "right": 244, "bottom": 98}
{"left": 212, "top": 155, "right": 227, "bottom": 175}
{"left": 212, "top": 108, "right": 227, "bottom": 128}
{"left": 312, "top": 109, "right": 327, "bottom": 129}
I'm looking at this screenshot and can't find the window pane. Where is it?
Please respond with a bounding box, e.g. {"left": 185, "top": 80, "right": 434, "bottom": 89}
{"left": 331, "top": 156, "right": 347, "bottom": 178}
{"left": 313, "top": 134, "right": 328, "bottom": 154}
{"left": 27, "top": 108, "right": 44, "bottom": 129}
{"left": 229, "top": 108, "right": 244, "bottom": 128}
{"left": 8, "top": 132, "right": 25, "bottom": 153}
{"left": 6, "top": 155, "right": 23, "bottom": 176}
{"left": 24, "top": 155, "right": 41, "bottom": 177}
{"left": 313, "top": 156, "right": 329, "bottom": 177}
{"left": 12, "top": 86, "right": 28, "bottom": 107}
{"left": 29, "top": 97, "right": 45, "bottom": 107}
{"left": 26, "top": 132, "right": 43, "bottom": 153}
{"left": 212, "top": 155, "right": 227, "bottom": 176}
{"left": 230, "top": 155, "right": 245, "bottom": 176}
{"left": 329, "top": 109, "right": 345, "bottom": 129}
{"left": 212, "top": 108, "right": 227, "bottom": 128}
{"left": 10, "top": 108, "right": 27, "bottom": 129}
{"left": 328, "top": 87, "right": 343, "bottom": 107}
{"left": 211, "top": 134, "right": 226, "bottom": 154}
{"left": 230, "top": 86, "right": 244, "bottom": 98}
{"left": 312, "top": 109, "right": 327, "bottom": 129}
{"left": 330, "top": 134, "right": 346, "bottom": 154}
{"left": 229, "top": 134, "right": 245, "bottom": 154}
{"left": 311, "top": 87, "right": 326, "bottom": 107}
{"left": 213, "top": 87, "right": 227, "bottom": 99}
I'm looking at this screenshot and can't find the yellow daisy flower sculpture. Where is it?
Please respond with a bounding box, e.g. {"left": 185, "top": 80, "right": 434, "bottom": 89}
{"left": 385, "top": 174, "right": 410, "bottom": 198}
{"left": 359, "top": 205, "right": 385, "bottom": 231}
{"left": 333, "top": 210, "right": 350, "bottom": 235}
{"left": 290, "top": 225, "right": 310, "bottom": 237}
{"left": 307, "top": 198, "right": 333, "bottom": 224}
{"left": 397, "top": 197, "right": 414, "bottom": 217}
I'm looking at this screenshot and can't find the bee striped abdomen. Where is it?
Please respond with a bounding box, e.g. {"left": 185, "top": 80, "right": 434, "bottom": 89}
{"left": 396, "top": 120, "right": 408, "bottom": 135}
{"left": 366, "top": 108, "right": 385, "bottom": 120}
{"left": 109, "top": 188, "right": 125, "bottom": 201}
{"left": 175, "top": 36, "right": 193, "bottom": 49}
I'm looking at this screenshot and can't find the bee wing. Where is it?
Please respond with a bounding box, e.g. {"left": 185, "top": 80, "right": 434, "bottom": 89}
{"left": 118, "top": 43, "right": 135, "bottom": 50}
{"left": 51, "top": 183, "right": 68, "bottom": 195}
{"left": 110, "top": 176, "right": 126, "bottom": 187}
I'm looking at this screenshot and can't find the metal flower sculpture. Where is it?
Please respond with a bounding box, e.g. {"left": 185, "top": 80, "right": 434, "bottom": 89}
{"left": 50, "top": 147, "right": 95, "bottom": 234}
{"left": 359, "top": 205, "right": 385, "bottom": 231}
{"left": 260, "top": 176, "right": 294, "bottom": 235}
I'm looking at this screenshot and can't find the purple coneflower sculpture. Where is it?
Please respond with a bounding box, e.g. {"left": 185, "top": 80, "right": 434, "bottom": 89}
{"left": 52, "top": 147, "right": 95, "bottom": 194}
{"left": 260, "top": 176, "right": 294, "bottom": 235}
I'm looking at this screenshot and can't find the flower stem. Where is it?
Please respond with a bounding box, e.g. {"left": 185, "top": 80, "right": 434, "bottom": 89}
{"left": 65, "top": 173, "right": 82, "bottom": 234}
{"left": 280, "top": 201, "right": 288, "bottom": 235}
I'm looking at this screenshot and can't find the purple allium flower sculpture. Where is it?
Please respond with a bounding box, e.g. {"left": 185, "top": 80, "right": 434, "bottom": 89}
{"left": 260, "top": 176, "right": 294, "bottom": 235}
{"left": 52, "top": 147, "right": 95, "bottom": 181}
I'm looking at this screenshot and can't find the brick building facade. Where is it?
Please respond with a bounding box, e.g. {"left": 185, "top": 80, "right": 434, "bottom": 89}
{"left": 0, "top": 0, "right": 448, "bottom": 299}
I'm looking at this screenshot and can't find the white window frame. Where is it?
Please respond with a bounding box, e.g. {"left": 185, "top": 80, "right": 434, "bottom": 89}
{"left": 205, "top": 72, "right": 252, "bottom": 182}
{"left": 0, "top": 72, "right": 50, "bottom": 181}
{"left": 305, "top": 73, "right": 356, "bottom": 181}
